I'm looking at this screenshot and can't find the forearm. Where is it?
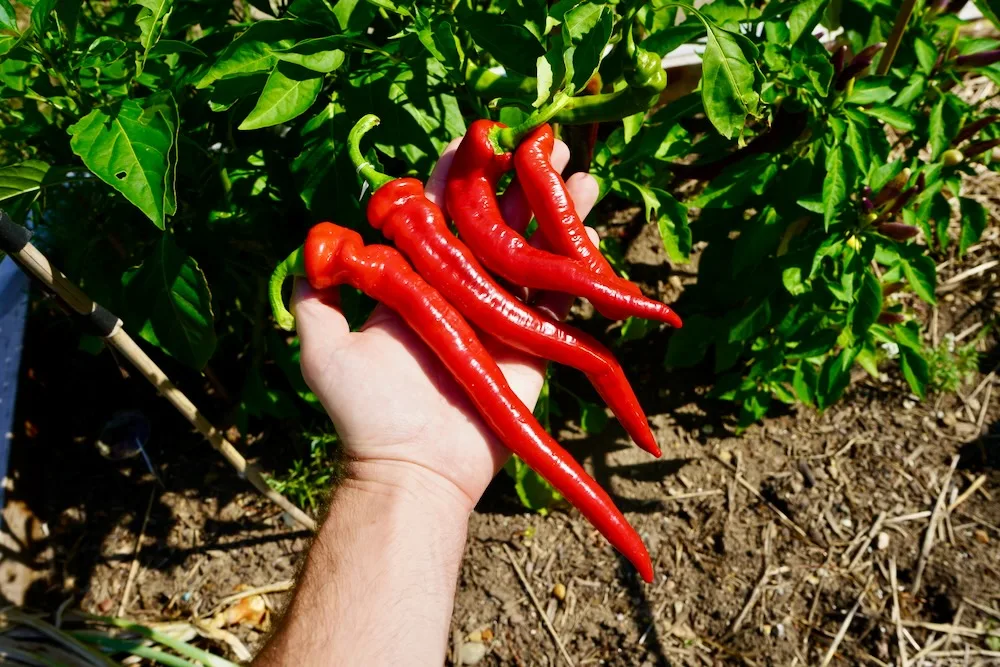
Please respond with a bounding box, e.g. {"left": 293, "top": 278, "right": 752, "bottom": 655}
{"left": 254, "top": 460, "right": 472, "bottom": 666}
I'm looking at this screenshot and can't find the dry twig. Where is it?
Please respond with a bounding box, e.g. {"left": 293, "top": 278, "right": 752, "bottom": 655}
{"left": 820, "top": 576, "right": 874, "bottom": 667}
{"left": 712, "top": 455, "right": 816, "bottom": 546}
{"left": 503, "top": 544, "right": 574, "bottom": 667}
{"left": 912, "top": 456, "right": 959, "bottom": 593}
{"left": 890, "top": 558, "right": 907, "bottom": 667}
{"left": 117, "top": 490, "right": 156, "bottom": 618}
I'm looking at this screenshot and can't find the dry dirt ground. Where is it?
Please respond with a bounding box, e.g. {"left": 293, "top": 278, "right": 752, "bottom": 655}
{"left": 3, "top": 170, "right": 1000, "bottom": 667}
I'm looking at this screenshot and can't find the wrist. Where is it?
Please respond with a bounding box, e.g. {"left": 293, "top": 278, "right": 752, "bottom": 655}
{"left": 340, "top": 458, "right": 479, "bottom": 516}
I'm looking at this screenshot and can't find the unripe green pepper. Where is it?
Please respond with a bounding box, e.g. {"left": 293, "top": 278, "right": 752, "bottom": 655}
{"left": 941, "top": 148, "right": 964, "bottom": 166}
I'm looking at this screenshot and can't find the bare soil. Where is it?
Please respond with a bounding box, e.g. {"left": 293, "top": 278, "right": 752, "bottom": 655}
{"left": 4, "top": 181, "right": 1000, "bottom": 666}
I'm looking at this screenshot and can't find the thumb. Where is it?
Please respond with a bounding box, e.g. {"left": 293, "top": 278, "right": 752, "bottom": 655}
{"left": 291, "top": 278, "right": 352, "bottom": 367}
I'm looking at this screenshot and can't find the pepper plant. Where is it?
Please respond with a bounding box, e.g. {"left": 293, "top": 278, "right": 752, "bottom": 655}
{"left": 0, "top": 0, "right": 995, "bottom": 507}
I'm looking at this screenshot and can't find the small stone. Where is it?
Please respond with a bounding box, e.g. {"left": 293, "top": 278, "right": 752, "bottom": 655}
{"left": 903, "top": 399, "right": 916, "bottom": 410}
{"left": 545, "top": 598, "right": 558, "bottom": 622}
{"left": 974, "top": 529, "right": 990, "bottom": 545}
{"left": 459, "top": 642, "right": 488, "bottom": 665}
{"left": 466, "top": 630, "right": 482, "bottom": 642}
{"left": 616, "top": 613, "right": 625, "bottom": 622}
{"left": 775, "top": 623, "right": 785, "bottom": 639}
{"left": 552, "top": 582, "right": 567, "bottom": 601}
{"left": 877, "top": 532, "right": 890, "bottom": 550}
{"left": 481, "top": 628, "right": 494, "bottom": 642}
{"left": 719, "top": 450, "right": 733, "bottom": 465}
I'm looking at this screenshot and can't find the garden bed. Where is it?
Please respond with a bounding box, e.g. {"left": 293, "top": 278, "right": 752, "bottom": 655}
{"left": 4, "top": 193, "right": 997, "bottom": 666}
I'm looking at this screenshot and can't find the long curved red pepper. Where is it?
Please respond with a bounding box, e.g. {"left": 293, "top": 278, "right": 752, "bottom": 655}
{"left": 444, "top": 120, "right": 682, "bottom": 328}
{"left": 513, "top": 123, "right": 635, "bottom": 291}
{"left": 298, "top": 222, "right": 654, "bottom": 582}
{"left": 367, "top": 177, "right": 660, "bottom": 457}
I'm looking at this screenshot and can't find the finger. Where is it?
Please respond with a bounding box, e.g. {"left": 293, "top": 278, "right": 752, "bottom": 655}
{"left": 499, "top": 139, "right": 571, "bottom": 234}
{"left": 529, "top": 172, "right": 602, "bottom": 320}
{"left": 425, "top": 137, "right": 463, "bottom": 209}
{"left": 292, "top": 278, "right": 352, "bottom": 364}
{"left": 478, "top": 334, "right": 548, "bottom": 411}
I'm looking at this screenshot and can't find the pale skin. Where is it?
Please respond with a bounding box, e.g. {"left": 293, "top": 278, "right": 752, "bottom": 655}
{"left": 254, "top": 136, "right": 600, "bottom": 666}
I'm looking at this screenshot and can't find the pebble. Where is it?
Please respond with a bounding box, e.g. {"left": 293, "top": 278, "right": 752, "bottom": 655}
{"left": 877, "top": 532, "right": 890, "bottom": 550}
{"left": 459, "top": 642, "right": 487, "bottom": 665}
{"left": 552, "top": 582, "right": 566, "bottom": 601}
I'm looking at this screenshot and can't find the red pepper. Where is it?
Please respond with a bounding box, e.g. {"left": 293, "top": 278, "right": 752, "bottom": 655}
{"left": 513, "top": 124, "right": 636, "bottom": 292}
{"left": 365, "top": 175, "right": 659, "bottom": 456}
{"left": 445, "top": 120, "right": 682, "bottom": 328}
{"left": 295, "top": 222, "right": 655, "bottom": 582}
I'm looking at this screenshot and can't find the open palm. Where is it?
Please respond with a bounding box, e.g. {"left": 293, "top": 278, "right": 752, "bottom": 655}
{"left": 293, "top": 137, "right": 599, "bottom": 508}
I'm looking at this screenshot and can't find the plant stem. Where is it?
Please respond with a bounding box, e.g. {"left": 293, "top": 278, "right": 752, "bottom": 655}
{"left": 494, "top": 93, "right": 572, "bottom": 150}
{"left": 348, "top": 114, "right": 393, "bottom": 190}
{"left": 72, "top": 633, "right": 198, "bottom": 667}
{"left": 876, "top": 0, "right": 917, "bottom": 76}
{"left": 269, "top": 247, "right": 305, "bottom": 331}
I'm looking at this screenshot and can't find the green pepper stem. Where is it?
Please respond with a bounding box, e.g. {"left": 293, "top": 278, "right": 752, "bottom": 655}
{"left": 348, "top": 114, "right": 394, "bottom": 191}
{"left": 269, "top": 246, "right": 305, "bottom": 331}
{"left": 494, "top": 92, "right": 573, "bottom": 151}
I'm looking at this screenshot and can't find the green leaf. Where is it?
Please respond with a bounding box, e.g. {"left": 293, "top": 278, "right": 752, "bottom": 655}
{"left": 0, "top": 0, "right": 17, "bottom": 31}
{"left": 689, "top": 8, "right": 762, "bottom": 139}
{"left": 823, "top": 144, "right": 848, "bottom": 230}
{"left": 241, "top": 368, "right": 299, "bottom": 421}
{"left": 852, "top": 270, "right": 881, "bottom": 339}
{"left": 132, "top": 0, "right": 174, "bottom": 72}
{"left": 894, "top": 75, "right": 926, "bottom": 107}
{"left": 616, "top": 180, "right": 691, "bottom": 262}
{"left": 914, "top": 37, "right": 937, "bottom": 75}
{"left": 863, "top": 105, "right": 916, "bottom": 131}
{"left": 901, "top": 253, "right": 937, "bottom": 305}
{"left": 0, "top": 160, "right": 50, "bottom": 201}
{"left": 653, "top": 190, "right": 691, "bottom": 263}
{"left": 899, "top": 346, "right": 929, "bottom": 399}
{"left": 31, "top": 0, "right": 57, "bottom": 35}
{"left": 847, "top": 80, "right": 895, "bottom": 105}
{"left": 788, "top": 0, "right": 827, "bottom": 45}
{"left": 622, "top": 111, "right": 644, "bottom": 143}
{"left": 738, "top": 390, "right": 772, "bottom": 430}
{"left": 149, "top": 40, "right": 205, "bottom": 57}
{"left": 665, "top": 314, "right": 715, "bottom": 368}
{"left": 504, "top": 455, "right": 561, "bottom": 513}
{"left": 68, "top": 95, "right": 179, "bottom": 229}
{"left": 462, "top": 10, "right": 544, "bottom": 76}
{"left": 793, "top": 360, "right": 818, "bottom": 406}
{"left": 728, "top": 298, "right": 771, "bottom": 343}
{"left": 579, "top": 400, "right": 609, "bottom": 434}
{"left": 563, "top": 2, "right": 613, "bottom": 92}
{"left": 274, "top": 37, "right": 346, "bottom": 72}
{"left": 816, "top": 347, "right": 858, "bottom": 409}
{"left": 239, "top": 62, "right": 323, "bottom": 130}
{"left": 856, "top": 346, "right": 879, "bottom": 378}
{"left": 122, "top": 236, "right": 216, "bottom": 369}
{"left": 928, "top": 95, "right": 963, "bottom": 160}
{"left": 689, "top": 153, "right": 778, "bottom": 208}
{"left": 959, "top": 196, "right": 987, "bottom": 257}
{"left": 196, "top": 20, "right": 302, "bottom": 89}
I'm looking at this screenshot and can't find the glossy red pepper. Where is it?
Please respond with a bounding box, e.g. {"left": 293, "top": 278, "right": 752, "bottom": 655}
{"left": 294, "top": 222, "right": 654, "bottom": 582}
{"left": 445, "top": 120, "right": 682, "bottom": 328}
{"left": 513, "top": 124, "right": 634, "bottom": 290}
{"left": 367, "top": 177, "right": 659, "bottom": 457}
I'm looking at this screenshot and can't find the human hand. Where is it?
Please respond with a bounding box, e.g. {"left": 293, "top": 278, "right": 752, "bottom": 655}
{"left": 292, "top": 136, "right": 599, "bottom": 511}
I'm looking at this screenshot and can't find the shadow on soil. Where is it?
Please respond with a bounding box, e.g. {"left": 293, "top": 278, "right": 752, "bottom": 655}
{"left": 6, "top": 305, "right": 317, "bottom": 612}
